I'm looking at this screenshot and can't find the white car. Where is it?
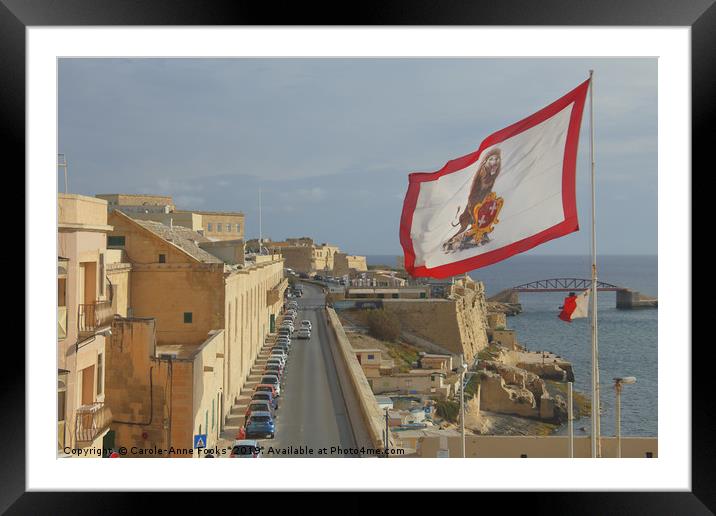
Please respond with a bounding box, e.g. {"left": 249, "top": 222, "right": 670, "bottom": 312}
{"left": 267, "top": 358, "right": 285, "bottom": 370}
{"left": 300, "top": 320, "right": 312, "bottom": 330}
{"left": 297, "top": 328, "right": 311, "bottom": 340}
{"left": 270, "top": 351, "right": 287, "bottom": 362}
{"left": 231, "top": 439, "right": 262, "bottom": 458}
{"left": 260, "top": 374, "right": 281, "bottom": 396}
{"left": 269, "top": 353, "right": 287, "bottom": 365}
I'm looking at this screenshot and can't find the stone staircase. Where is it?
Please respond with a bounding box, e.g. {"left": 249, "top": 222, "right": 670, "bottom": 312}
{"left": 220, "top": 333, "right": 279, "bottom": 440}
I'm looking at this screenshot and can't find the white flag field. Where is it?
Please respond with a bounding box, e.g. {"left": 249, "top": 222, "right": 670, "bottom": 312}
{"left": 400, "top": 79, "right": 590, "bottom": 278}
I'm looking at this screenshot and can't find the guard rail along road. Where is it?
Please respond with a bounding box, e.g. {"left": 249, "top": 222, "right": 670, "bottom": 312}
{"left": 326, "top": 307, "right": 395, "bottom": 454}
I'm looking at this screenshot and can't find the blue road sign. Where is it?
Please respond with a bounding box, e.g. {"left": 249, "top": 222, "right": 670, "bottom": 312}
{"left": 194, "top": 434, "right": 207, "bottom": 449}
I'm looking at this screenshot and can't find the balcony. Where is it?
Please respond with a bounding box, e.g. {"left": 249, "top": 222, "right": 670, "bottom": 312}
{"left": 58, "top": 421, "right": 66, "bottom": 450}
{"left": 58, "top": 306, "right": 68, "bottom": 340}
{"left": 78, "top": 301, "right": 113, "bottom": 334}
{"left": 74, "top": 402, "right": 113, "bottom": 444}
{"left": 266, "top": 278, "right": 289, "bottom": 306}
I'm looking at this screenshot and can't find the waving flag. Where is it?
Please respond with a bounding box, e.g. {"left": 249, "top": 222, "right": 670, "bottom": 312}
{"left": 400, "top": 79, "right": 590, "bottom": 278}
{"left": 558, "top": 290, "right": 590, "bottom": 322}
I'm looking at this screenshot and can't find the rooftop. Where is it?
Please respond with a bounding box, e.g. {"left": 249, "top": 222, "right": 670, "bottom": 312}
{"left": 132, "top": 218, "right": 223, "bottom": 264}
{"left": 173, "top": 209, "right": 245, "bottom": 217}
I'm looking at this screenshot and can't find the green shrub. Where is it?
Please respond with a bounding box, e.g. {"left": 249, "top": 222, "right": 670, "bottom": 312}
{"left": 365, "top": 309, "right": 401, "bottom": 342}
{"left": 435, "top": 399, "right": 460, "bottom": 422}
{"left": 464, "top": 374, "right": 481, "bottom": 398}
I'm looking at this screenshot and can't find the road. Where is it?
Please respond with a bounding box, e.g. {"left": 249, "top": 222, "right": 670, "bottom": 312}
{"left": 254, "top": 282, "right": 358, "bottom": 457}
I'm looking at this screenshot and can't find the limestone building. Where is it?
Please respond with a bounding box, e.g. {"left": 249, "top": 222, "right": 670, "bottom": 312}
{"left": 58, "top": 193, "right": 132, "bottom": 456}
{"left": 333, "top": 253, "right": 368, "bottom": 277}
{"left": 102, "top": 211, "right": 286, "bottom": 456}
{"left": 96, "top": 193, "right": 245, "bottom": 242}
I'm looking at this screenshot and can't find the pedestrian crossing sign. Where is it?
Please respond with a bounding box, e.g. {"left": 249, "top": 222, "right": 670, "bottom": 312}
{"left": 194, "top": 434, "right": 207, "bottom": 449}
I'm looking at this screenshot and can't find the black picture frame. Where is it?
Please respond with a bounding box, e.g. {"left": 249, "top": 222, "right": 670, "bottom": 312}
{"left": 5, "top": 0, "right": 704, "bottom": 512}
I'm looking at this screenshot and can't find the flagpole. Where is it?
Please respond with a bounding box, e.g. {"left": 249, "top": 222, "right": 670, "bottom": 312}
{"left": 588, "top": 70, "right": 602, "bottom": 458}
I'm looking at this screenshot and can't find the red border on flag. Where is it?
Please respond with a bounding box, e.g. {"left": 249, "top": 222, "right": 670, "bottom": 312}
{"left": 399, "top": 79, "right": 590, "bottom": 279}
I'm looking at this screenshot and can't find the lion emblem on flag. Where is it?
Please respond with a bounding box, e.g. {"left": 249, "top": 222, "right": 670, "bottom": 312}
{"left": 443, "top": 148, "right": 504, "bottom": 253}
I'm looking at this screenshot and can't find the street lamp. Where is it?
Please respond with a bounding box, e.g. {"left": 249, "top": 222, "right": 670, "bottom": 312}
{"left": 457, "top": 355, "right": 479, "bottom": 458}
{"left": 460, "top": 359, "right": 467, "bottom": 458}
{"left": 613, "top": 376, "right": 636, "bottom": 458}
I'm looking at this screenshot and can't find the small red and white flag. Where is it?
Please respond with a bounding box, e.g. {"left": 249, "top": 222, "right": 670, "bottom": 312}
{"left": 558, "top": 290, "right": 590, "bottom": 322}
{"left": 400, "top": 79, "right": 590, "bottom": 278}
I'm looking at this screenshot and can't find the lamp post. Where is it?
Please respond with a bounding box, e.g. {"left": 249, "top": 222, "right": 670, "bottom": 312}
{"left": 384, "top": 407, "right": 390, "bottom": 458}
{"left": 613, "top": 376, "right": 636, "bottom": 458}
{"left": 460, "top": 357, "right": 467, "bottom": 458}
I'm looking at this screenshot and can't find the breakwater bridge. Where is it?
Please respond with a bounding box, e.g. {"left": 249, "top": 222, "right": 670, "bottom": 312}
{"left": 488, "top": 278, "right": 657, "bottom": 310}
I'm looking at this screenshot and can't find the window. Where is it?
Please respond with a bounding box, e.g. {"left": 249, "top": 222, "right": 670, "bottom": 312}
{"left": 226, "top": 223, "right": 232, "bottom": 232}
{"left": 96, "top": 354, "right": 103, "bottom": 395}
{"left": 217, "top": 223, "right": 222, "bottom": 232}
{"left": 184, "top": 312, "right": 193, "bottom": 324}
{"left": 367, "top": 354, "right": 375, "bottom": 360}
{"left": 158, "top": 254, "right": 166, "bottom": 263}
{"left": 207, "top": 223, "right": 213, "bottom": 232}
{"left": 236, "top": 223, "right": 241, "bottom": 234}
{"left": 107, "top": 235, "right": 125, "bottom": 248}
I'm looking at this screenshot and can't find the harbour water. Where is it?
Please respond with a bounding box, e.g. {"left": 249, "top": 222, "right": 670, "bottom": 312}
{"left": 366, "top": 254, "right": 658, "bottom": 436}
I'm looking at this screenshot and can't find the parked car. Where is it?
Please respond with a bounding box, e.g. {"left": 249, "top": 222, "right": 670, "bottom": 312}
{"left": 264, "top": 363, "right": 283, "bottom": 378}
{"left": 245, "top": 412, "right": 275, "bottom": 439}
{"left": 300, "top": 320, "right": 312, "bottom": 330}
{"left": 251, "top": 390, "right": 277, "bottom": 411}
{"left": 273, "top": 343, "right": 290, "bottom": 353}
{"left": 260, "top": 375, "right": 281, "bottom": 396}
{"left": 254, "top": 384, "right": 278, "bottom": 399}
{"left": 268, "top": 352, "right": 286, "bottom": 363}
{"left": 297, "top": 328, "right": 311, "bottom": 339}
{"left": 266, "top": 359, "right": 285, "bottom": 370}
{"left": 230, "top": 439, "right": 262, "bottom": 458}
{"left": 245, "top": 400, "right": 274, "bottom": 420}
{"left": 269, "top": 354, "right": 287, "bottom": 366}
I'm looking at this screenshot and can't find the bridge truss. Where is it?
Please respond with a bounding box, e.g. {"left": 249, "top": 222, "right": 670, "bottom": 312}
{"left": 510, "top": 278, "right": 623, "bottom": 292}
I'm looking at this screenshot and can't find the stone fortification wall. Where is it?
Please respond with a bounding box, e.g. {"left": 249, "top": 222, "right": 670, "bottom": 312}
{"left": 380, "top": 278, "right": 489, "bottom": 363}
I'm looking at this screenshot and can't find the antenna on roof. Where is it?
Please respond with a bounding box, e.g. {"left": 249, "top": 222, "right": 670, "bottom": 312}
{"left": 57, "top": 154, "right": 68, "bottom": 193}
{"left": 258, "top": 187, "right": 263, "bottom": 254}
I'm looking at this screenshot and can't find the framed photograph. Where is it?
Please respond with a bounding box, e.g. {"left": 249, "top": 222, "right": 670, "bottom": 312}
{"left": 6, "top": 0, "right": 705, "bottom": 510}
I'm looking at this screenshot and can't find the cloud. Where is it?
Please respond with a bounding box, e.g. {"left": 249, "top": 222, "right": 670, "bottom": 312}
{"left": 59, "top": 57, "right": 657, "bottom": 254}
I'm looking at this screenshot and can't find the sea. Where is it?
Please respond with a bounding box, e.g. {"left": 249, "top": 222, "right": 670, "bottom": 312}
{"left": 366, "top": 254, "right": 658, "bottom": 437}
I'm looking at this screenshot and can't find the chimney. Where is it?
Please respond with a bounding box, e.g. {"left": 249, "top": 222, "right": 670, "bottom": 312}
{"left": 169, "top": 218, "right": 173, "bottom": 229}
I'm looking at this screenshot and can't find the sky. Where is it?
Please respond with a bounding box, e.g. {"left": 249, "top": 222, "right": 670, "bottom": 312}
{"left": 58, "top": 58, "right": 657, "bottom": 256}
